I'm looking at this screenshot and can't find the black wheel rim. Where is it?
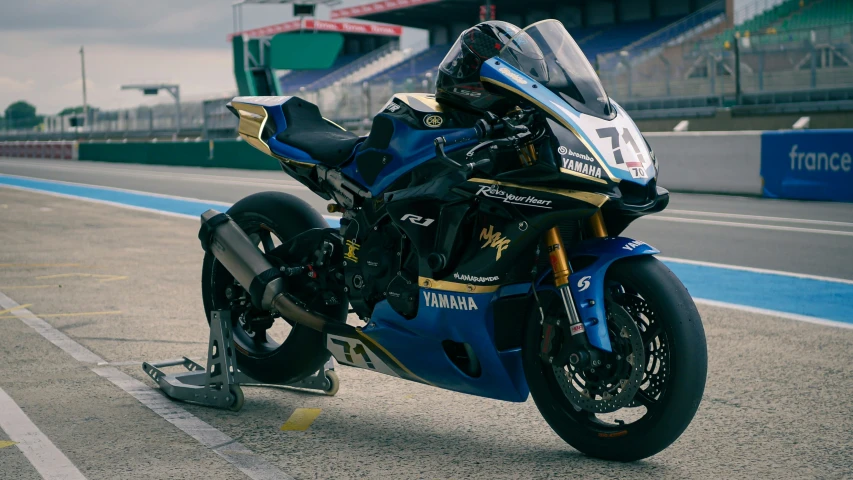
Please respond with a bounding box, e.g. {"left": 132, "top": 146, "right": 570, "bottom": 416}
{"left": 544, "top": 282, "right": 673, "bottom": 434}
{"left": 209, "top": 218, "right": 290, "bottom": 359}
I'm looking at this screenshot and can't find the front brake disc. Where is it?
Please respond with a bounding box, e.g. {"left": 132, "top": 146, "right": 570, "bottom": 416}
{"left": 552, "top": 301, "right": 645, "bottom": 413}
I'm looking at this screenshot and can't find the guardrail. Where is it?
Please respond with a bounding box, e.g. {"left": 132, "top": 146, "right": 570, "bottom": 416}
{"left": 0, "top": 141, "right": 78, "bottom": 160}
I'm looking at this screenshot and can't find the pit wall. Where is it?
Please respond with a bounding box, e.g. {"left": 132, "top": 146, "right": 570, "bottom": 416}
{"left": 2, "top": 130, "right": 851, "bottom": 202}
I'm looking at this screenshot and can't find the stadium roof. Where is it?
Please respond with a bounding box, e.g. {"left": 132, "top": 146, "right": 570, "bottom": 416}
{"left": 331, "top": 0, "right": 569, "bottom": 29}
{"left": 228, "top": 18, "right": 402, "bottom": 40}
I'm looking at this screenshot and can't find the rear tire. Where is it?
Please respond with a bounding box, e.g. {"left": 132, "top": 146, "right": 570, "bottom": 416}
{"left": 201, "top": 192, "right": 345, "bottom": 384}
{"left": 523, "top": 256, "right": 707, "bottom": 461}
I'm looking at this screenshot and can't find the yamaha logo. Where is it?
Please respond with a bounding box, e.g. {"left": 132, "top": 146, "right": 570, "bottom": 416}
{"left": 423, "top": 115, "right": 443, "bottom": 128}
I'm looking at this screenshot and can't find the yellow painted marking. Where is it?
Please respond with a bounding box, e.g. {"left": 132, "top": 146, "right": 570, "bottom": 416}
{"left": 0, "top": 440, "right": 17, "bottom": 449}
{"left": 0, "top": 263, "right": 82, "bottom": 268}
{"left": 280, "top": 408, "right": 322, "bottom": 431}
{"left": 0, "top": 285, "right": 59, "bottom": 290}
{"left": 0, "top": 310, "right": 121, "bottom": 319}
{"left": 403, "top": 394, "right": 415, "bottom": 399}
{"left": 0, "top": 304, "right": 32, "bottom": 315}
{"left": 35, "top": 273, "right": 127, "bottom": 283}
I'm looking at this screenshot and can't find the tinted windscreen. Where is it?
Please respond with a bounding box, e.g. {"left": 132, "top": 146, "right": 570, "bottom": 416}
{"left": 500, "top": 20, "right": 614, "bottom": 120}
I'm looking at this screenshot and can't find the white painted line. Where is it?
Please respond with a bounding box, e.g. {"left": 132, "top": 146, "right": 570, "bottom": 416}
{"left": 93, "top": 367, "right": 293, "bottom": 480}
{"left": 644, "top": 215, "right": 853, "bottom": 237}
{"left": 0, "top": 290, "right": 293, "bottom": 480}
{"left": 693, "top": 298, "right": 853, "bottom": 330}
{"left": 666, "top": 209, "right": 853, "bottom": 228}
{"left": 0, "top": 387, "right": 87, "bottom": 480}
{"left": 0, "top": 292, "right": 105, "bottom": 364}
{"left": 0, "top": 160, "right": 307, "bottom": 190}
{"left": 660, "top": 256, "right": 853, "bottom": 285}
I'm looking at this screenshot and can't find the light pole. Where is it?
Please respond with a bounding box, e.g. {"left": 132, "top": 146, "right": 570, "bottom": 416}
{"left": 120, "top": 84, "right": 182, "bottom": 133}
{"left": 80, "top": 46, "right": 88, "bottom": 128}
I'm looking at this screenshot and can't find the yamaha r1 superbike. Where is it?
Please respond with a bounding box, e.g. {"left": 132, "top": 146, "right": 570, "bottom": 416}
{"left": 199, "top": 20, "right": 707, "bottom": 461}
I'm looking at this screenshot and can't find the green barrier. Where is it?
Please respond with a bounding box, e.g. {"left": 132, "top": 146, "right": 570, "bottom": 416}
{"left": 78, "top": 140, "right": 282, "bottom": 171}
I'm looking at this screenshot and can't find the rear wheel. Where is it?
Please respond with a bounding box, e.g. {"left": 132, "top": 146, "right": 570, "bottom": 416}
{"left": 523, "top": 256, "right": 707, "bottom": 461}
{"left": 201, "top": 192, "right": 346, "bottom": 384}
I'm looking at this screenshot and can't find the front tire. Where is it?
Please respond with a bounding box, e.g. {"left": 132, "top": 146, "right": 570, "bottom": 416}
{"left": 523, "top": 256, "right": 707, "bottom": 461}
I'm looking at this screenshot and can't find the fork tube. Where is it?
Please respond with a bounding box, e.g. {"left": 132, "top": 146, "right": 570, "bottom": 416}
{"left": 544, "top": 227, "right": 585, "bottom": 336}
{"left": 587, "top": 210, "right": 608, "bottom": 238}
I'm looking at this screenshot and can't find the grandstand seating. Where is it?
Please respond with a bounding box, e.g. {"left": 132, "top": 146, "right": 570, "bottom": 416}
{"left": 777, "top": 0, "right": 853, "bottom": 31}
{"left": 279, "top": 54, "right": 360, "bottom": 92}
{"left": 715, "top": 0, "right": 853, "bottom": 44}
{"left": 366, "top": 44, "right": 448, "bottom": 83}
{"left": 365, "top": 15, "right": 701, "bottom": 83}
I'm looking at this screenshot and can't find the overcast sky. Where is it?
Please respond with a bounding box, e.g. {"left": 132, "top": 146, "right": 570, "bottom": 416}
{"left": 0, "top": 0, "right": 424, "bottom": 115}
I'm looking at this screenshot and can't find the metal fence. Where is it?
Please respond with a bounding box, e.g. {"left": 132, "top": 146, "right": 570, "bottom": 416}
{"left": 4, "top": 21, "right": 852, "bottom": 142}
{"left": 599, "top": 22, "right": 853, "bottom": 104}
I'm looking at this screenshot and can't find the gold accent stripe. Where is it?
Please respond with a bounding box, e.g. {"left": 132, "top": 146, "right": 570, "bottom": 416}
{"left": 356, "top": 330, "right": 434, "bottom": 386}
{"left": 480, "top": 76, "right": 618, "bottom": 183}
{"left": 469, "top": 178, "right": 608, "bottom": 208}
{"left": 418, "top": 276, "right": 500, "bottom": 294}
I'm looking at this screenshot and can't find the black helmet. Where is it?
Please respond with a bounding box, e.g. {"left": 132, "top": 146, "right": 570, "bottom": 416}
{"left": 435, "top": 20, "right": 523, "bottom": 114}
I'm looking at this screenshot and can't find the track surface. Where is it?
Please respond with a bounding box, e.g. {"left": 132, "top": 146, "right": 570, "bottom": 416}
{"left": 1, "top": 158, "right": 851, "bottom": 279}
{"left": 0, "top": 158, "right": 852, "bottom": 479}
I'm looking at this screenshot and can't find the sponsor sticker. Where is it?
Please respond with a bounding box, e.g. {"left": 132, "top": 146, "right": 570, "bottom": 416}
{"left": 453, "top": 272, "right": 499, "bottom": 283}
{"left": 577, "top": 275, "right": 591, "bottom": 292}
{"left": 344, "top": 239, "right": 360, "bottom": 262}
{"left": 423, "top": 114, "right": 443, "bottom": 128}
{"left": 570, "top": 323, "right": 585, "bottom": 335}
{"left": 560, "top": 147, "right": 603, "bottom": 179}
{"left": 400, "top": 214, "right": 434, "bottom": 227}
{"left": 480, "top": 225, "right": 511, "bottom": 261}
{"left": 498, "top": 67, "right": 528, "bottom": 85}
{"left": 385, "top": 102, "right": 401, "bottom": 113}
{"left": 422, "top": 291, "right": 479, "bottom": 310}
{"left": 475, "top": 184, "right": 553, "bottom": 209}
{"left": 622, "top": 240, "right": 647, "bottom": 251}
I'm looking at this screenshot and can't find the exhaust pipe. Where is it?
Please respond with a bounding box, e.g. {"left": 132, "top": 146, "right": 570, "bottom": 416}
{"left": 199, "top": 209, "right": 328, "bottom": 332}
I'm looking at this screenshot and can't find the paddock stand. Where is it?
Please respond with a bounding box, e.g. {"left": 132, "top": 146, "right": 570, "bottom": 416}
{"left": 142, "top": 310, "right": 339, "bottom": 411}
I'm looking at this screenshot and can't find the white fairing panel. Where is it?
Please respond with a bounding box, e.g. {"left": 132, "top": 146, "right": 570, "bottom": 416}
{"left": 578, "top": 102, "right": 656, "bottom": 182}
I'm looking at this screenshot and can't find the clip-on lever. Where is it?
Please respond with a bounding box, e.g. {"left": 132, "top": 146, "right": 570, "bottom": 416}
{"left": 434, "top": 137, "right": 491, "bottom": 172}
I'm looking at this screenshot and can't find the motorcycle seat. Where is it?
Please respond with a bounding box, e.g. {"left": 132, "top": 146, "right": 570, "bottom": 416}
{"left": 275, "top": 98, "right": 362, "bottom": 167}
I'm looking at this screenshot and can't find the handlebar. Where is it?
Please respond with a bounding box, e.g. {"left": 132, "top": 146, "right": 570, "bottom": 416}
{"left": 433, "top": 113, "right": 530, "bottom": 173}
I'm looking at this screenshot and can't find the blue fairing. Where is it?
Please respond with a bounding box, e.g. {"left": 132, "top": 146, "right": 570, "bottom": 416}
{"left": 362, "top": 285, "right": 529, "bottom": 402}
{"left": 538, "top": 236, "right": 660, "bottom": 352}
{"left": 340, "top": 120, "right": 477, "bottom": 196}
{"left": 361, "top": 237, "right": 657, "bottom": 401}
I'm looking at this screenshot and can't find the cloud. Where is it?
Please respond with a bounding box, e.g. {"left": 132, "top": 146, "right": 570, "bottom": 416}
{"left": 0, "top": 77, "right": 35, "bottom": 94}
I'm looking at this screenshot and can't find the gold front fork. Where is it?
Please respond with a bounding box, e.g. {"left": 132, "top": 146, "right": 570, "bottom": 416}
{"left": 544, "top": 227, "right": 571, "bottom": 287}
{"left": 546, "top": 210, "right": 609, "bottom": 287}
{"left": 587, "top": 210, "right": 608, "bottom": 238}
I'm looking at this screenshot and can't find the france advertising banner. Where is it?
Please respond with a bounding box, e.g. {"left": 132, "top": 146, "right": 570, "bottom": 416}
{"left": 761, "top": 130, "right": 853, "bottom": 203}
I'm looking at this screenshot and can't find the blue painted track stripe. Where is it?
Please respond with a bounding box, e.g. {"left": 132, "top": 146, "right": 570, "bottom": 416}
{"left": 0, "top": 173, "right": 846, "bottom": 325}
{"left": 0, "top": 174, "right": 341, "bottom": 227}
{"left": 661, "top": 262, "right": 853, "bottom": 325}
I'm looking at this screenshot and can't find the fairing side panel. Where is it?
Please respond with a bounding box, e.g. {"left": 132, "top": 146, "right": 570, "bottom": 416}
{"left": 478, "top": 60, "right": 655, "bottom": 186}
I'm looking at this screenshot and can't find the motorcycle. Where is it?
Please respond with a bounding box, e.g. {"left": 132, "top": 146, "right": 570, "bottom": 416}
{"left": 199, "top": 20, "right": 707, "bottom": 461}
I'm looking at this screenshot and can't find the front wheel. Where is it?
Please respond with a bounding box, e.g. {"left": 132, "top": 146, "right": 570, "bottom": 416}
{"left": 523, "top": 256, "right": 707, "bottom": 461}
